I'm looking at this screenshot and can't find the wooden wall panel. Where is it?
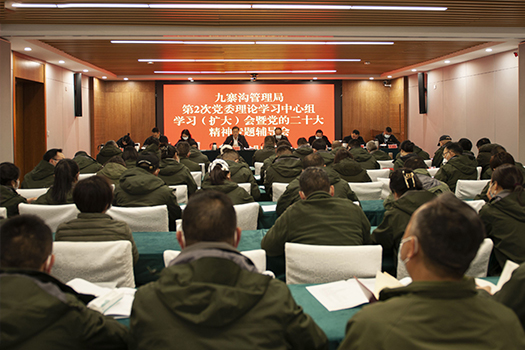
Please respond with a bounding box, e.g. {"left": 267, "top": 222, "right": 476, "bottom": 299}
{"left": 131, "top": 90, "right": 156, "bottom": 146}
{"left": 13, "top": 53, "right": 44, "bottom": 83}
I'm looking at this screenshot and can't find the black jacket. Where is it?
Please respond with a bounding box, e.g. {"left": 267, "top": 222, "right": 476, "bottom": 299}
{"left": 343, "top": 135, "right": 365, "bottom": 145}
{"left": 308, "top": 135, "right": 332, "bottom": 148}
{"left": 375, "top": 133, "right": 400, "bottom": 145}
{"left": 223, "top": 134, "right": 249, "bottom": 149}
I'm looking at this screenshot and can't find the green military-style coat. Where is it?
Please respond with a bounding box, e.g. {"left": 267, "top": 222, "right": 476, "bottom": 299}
{"left": 180, "top": 157, "right": 202, "bottom": 172}
{"left": 260, "top": 154, "right": 277, "bottom": 183}
{"left": 96, "top": 144, "right": 123, "bottom": 165}
{"left": 316, "top": 150, "right": 335, "bottom": 166}
{"left": 200, "top": 179, "right": 255, "bottom": 205}
{"left": 434, "top": 154, "right": 478, "bottom": 193}
{"left": 370, "top": 149, "right": 391, "bottom": 161}
{"left": 224, "top": 160, "right": 260, "bottom": 200}
{"left": 73, "top": 152, "right": 103, "bottom": 174}
{"left": 158, "top": 158, "right": 197, "bottom": 195}
{"left": 293, "top": 146, "right": 314, "bottom": 160}
{"left": 393, "top": 153, "right": 417, "bottom": 170}
{"left": 330, "top": 158, "right": 371, "bottom": 183}
{"left": 431, "top": 145, "right": 446, "bottom": 168}
{"left": 188, "top": 146, "right": 210, "bottom": 170}
{"left": 253, "top": 146, "right": 275, "bottom": 163}
{"left": 21, "top": 160, "right": 55, "bottom": 189}
{"left": 477, "top": 143, "right": 502, "bottom": 179}
{"left": 493, "top": 263, "right": 525, "bottom": 330}
{"left": 349, "top": 148, "right": 380, "bottom": 170}
{"left": 97, "top": 162, "right": 127, "bottom": 186}
{"left": 0, "top": 185, "right": 27, "bottom": 217}
{"left": 264, "top": 154, "right": 303, "bottom": 195}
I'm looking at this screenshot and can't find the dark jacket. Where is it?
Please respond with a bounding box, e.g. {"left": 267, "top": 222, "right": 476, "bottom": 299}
{"left": 125, "top": 159, "right": 137, "bottom": 169}
{"left": 414, "top": 145, "right": 430, "bottom": 160}
{"left": 116, "top": 135, "right": 135, "bottom": 149}
{"left": 412, "top": 168, "right": 451, "bottom": 195}
{"left": 349, "top": 148, "right": 380, "bottom": 170}
{"left": 308, "top": 135, "right": 331, "bottom": 148}
{"left": 370, "top": 149, "right": 392, "bottom": 161}
{"left": 158, "top": 159, "right": 197, "bottom": 195}
{"left": 253, "top": 146, "right": 275, "bottom": 163}
{"left": 331, "top": 158, "right": 371, "bottom": 183}
{"left": 201, "top": 179, "right": 255, "bottom": 205}
{"left": 264, "top": 155, "right": 303, "bottom": 195}
{"left": 73, "top": 152, "right": 103, "bottom": 174}
{"left": 224, "top": 160, "right": 260, "bottom": 200}
{"left": 21, "top": 160, "right": 55, "bottom": 189}
{"left": 97, "top": 162, "right": 127, "bottom": 185}
{"left": 432, "top": 145, "right": 446, "bottom": 168}
{"left": 474, "top": 164, "right": 525, "bottom": 202}
{"left": 140, "top": 143, "right": 162, "bottom": 162}
{"left": 293, "top": 146, "right": 314, "bottom": 160}
{"left": 434, "top": 154, "right": 478, "bottom": 193}
{"left": 274, "top": 135, "right": 289, "bottom": 143}
{"left": 493, "top": 263, "right": 525, "bottom": 330}
{"left": 96, "top": 144, "right": 123, "bottom": 165}
{"left": 375, "top": 133, "right": 400, "bottom": 145}
{"left": 343, "top": 135, "right": 365, "bottom": 145}
{"left": 393, "top": 152, "right": 418, "bottom": 170}
{"left": 33, "top": 187, "right": 74, "bottom": 205}
{"left": 223, "top": 134, "right": 249, "bottom": 149}
{"left": 0, "top": 185, "right": 27, "bottom": 217}
{"left": 477, "top": 143, "right": 502, "bottom": 179}
{"left": 180, "top": 157, "right": 202, "bottom": 172}
{"left": 175, "top": 137, "right": 198, "bottom": 148}
{"left": 188, "top": 147, "right": 210, "bottom": 170}
{"left": 316, "top": 150, "right": 335, "bottom": 166}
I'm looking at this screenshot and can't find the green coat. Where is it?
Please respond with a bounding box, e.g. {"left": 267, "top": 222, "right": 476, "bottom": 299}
{"left": 201, "top": 179, "right": 255, "bottom": 205}
{"left": 158, "top": 159, "right": 197, "bottom": 195}
{"left": 262, "top": 191, "right": 371, "bottom": 257}
{"left": 224, "top": 160, "right": 260, "bottom": 200}
{"left": 477, "top": 143, "right": 502, "bottom": 179}
{"left": 96, "top": 144, "right": 123, "bottom": 165}
{"left": 73, "top": 152, "right": 103, "bottom": 174}
{"left": 479, "top": 191, "right": 525, "bottom": 274}
{"left": 370, "top": 150, "right": 391, "bottom": 161}
{"left": 188, "top": 146, "right": 210, "bottom": 170}
{"left": 431, "top": 145, "right": 445, "bottom": 168}
{"left": 293, "top": 146, "right": 314, "bottom": 160}
{"left": 331, "top": 158, "right": 371, "bottom": 182}
{"left": 97, "top": 162, "right": 127, "bottom": 186}
{"left": 414, "top": 145, "right": 430, "bottom": 160}
{"left": 493, "top": 263, "right": 525, "bottom": 329}
{"left": 264, "top": 155, "right": 303, "bottom": 195}
{"left": 260, "top": 154, "right": 277, "bottom": 183}
{"left": 253, "top": 147, "right": 275, "bottom": 163}
{"left": 475, "top": 164, "right": 525, "bottom": 202}
{"left": 21, "top": 160, "right": 55, "bottom": 189}
{"left": 393, "top": 153, "right": 417, "bottom": 170}
{"left": 482, "top": 162, "right": 525, "bottom": 182}
{"left": 339, "top": 278, "right": 525, "bottom": 350}
{"left": 180, "top": 157, "right": 202, "bottom": 172}
{"left": 316, "top": 150, "right": 335, "bottom": 166}
{"left": 412, "top": 168, "right": 451, "bottom": 195}
{"left": 113, "top": 167, "right": 181, "bottom": 231}
{"left": 129, "top": 243, "right": 328, "bottom": 350}
{"left": 55, "top": 212, "right": 139, "bottom": 264}
{"left": 0, "top": 185, "right": 27, "bottom": 217}
{"left": 33, "top": 187, "right": 74, "bottom": 205}
{"left": 349, "top": 148, "right": 380, "bottom": 170}
{"left": 140, "top": 143, "right": 162, "bottom": 162}
{"left": 125, "top": 159, "right": 136, "bottom": 169}
{"left": 0, "top": 269, "right": 129, "bottom": 350}
{"left": 434, "top": 154, "right": 478, "bottom": 192}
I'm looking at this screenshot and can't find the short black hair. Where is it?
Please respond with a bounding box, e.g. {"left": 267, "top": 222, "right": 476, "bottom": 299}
{"left": 400, "top": 140, "right": 414, "bottom": 153}
{"left": 315, "top": 129, "right": 323, "bottom": 134}
{"left": 411, "top": 193, "right": 485, "bottom": 278}
{"left": 403, "top": 156, "right": 427, "bottom": 170}
{"left": 74, "top": 151, "right": 89, "bottom": 158}
{"left": 490, "top": 145, "right": 507, "bottom": 155}
{"left": 176, "top": 142, "right": 191, "bottom": 158}
{"left": 333, "top": 148, "right": 353, "bottom": 164}
{"left": 136, "top": 152, "right": 160, "bottom": 172}
{"left": 0, "top": 162, "right": 20, "bottom": 186}
{"left": 264, "top": 135, "right": 276, "bottom": 147}
{"left": 152, "top": 127, "right": 160, "bottom": 133}
{"left": 352, "top": 129, "right": 360, "bottom": 135}
{"left": 232, "top": 126, "right": 240, "bottom": 132}
{"left": 332, "top": 141, "right": 342, "bottom": 149}
{"left": 276, "top": 145, "right": 292, "bottom": 156}
{"left": 297, "top": 137, "right": 308, "bottom": 146}
{"left": 221, "top": 149, "right": 239, "bottom": 161}
{"left": 444, "top": 142, "right": 463, "bottom": 156}
{"left": 492, "top": 164, "right": 524, "bottom": 194}
{"left": 389, "top": 168, "right": 422, "bottom": 196}
{"left": 490, "top": 152, "right": 515, "bottom": 170}
{"left": 43, "top": 148, "right": 63, "bottom": 162}
{"left": 476, "top": 138, "right": 491, "bottom": 148}
{"left": 386, "top": 127, "right": 392, "bottom": 132}
{"left": 0, "top": 215, "right": 52, "bottom": 269}
{"left": 182, "top": 191, "right": 237, "bottom": 246}
{"left": 161, "top": 145, "right": 178, "bottom": 159}
{"left": 276, "top": 140, "right": 292, "bottom": 147}
{"left": 106, "top": 156, "right": 126, "bottom": 167}
{"left": 122, "top": 146, "right": 138, "bottom": 161}
{"left": 275, "top": 127, "right": 282, "bottom": 132}
{"left": 302, "top": 153, "right": 324, "bottom": 169}
{"left": 73, "top": 176, "right": 113, "bottom": 213}
{"left": 348, "top": 139, "right": 361, "bottom": 148}
{"left": 299, "top": 167, "right": 330, "bottom": 197}
{"left": 458, "top": 138, "right": 472, "bottom": 152}
{"left": 311, "top": 139, "right": 327, "bottom": 151}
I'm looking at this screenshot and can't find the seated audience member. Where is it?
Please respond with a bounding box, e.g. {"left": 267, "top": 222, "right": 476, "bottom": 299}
{"left": 331, "top": 149, "right": 371, "bottom": 182}
{"left": 188, "top": 145, "right": 210, "bottom": 170}
{"left": 223, "top": 126, "right": 250, "bottom": 149}
{"left": 308, "top": 129, "right": 331, "bottom": 148}
{"left": 143, "top": 127, "right": 163, "bottom": 147}
{"left": 175, "top": 129, "right": 198, "bottom": 148}
{"left": 403, "top": 157, "right": 450, "bottom": 195}
{"left": 366, "top": 140, "right": 391, "bottom": 161}
{"left": 113, "top": 153, "right": 181, "bottom": 231}
{"left": 431, "top": 135, "right": 452, "bottom": 167}
{"left": 21, "top": 148, "right": 65, "bottom": 189}
{"left": 475, "top": 152, "right": 525, "bottom": 202}
{"left": 330, "top": 140, "right": 343, "bottom": 155}
{"left": 176, "top": 142, "right": 202, "bottom": 172}
{"left": 0, "top": 162, "right": 32, "bottom": 217}
{"left": 395, "top": 142, "right": 430, "bottom": 162}
{"left": 73, "top": 151, "right": 103, "bottom": 174}
{"left": 129, "top": 191, "right": 328, "bottom": 350}
{"left": 479, "top": 145, "right": 525, "bottom": 180}
{"left": 262, "top": 167, "right": 370, "bottom": 257}
{"left": 55, "top": 176, "right": 138, "bottom": 265}
{"left": 116, "top": 133, "right": 134, "bottom": 149}
{"left": 343, "top": 129, "right": 365, "bottom": 145}
{"left": 293, "top": 137, "right": 313, "bottom": 160}
{"left": 141, "top": 137, "right": 162, "bottom": 161}
{"left": 492, "top": 263, "right": 525, "bottom": 329}
{"left": 96, "top": 140, "right": 123, "bottom": 165}
{"left": 216, "top": 150, "right": 260, "bottom": 200}
{"left": 348, "top": 139, "right": 380, "bottom": 169}
{"left": 253, "top": 135, "right": 276, "bottom": 163}
{"left": 476, "top": 137, "right": 495, "bottom": 177}
{"left": 273, "top": 127, "right": 289, "bottom": 143}
{"left": 375, "top": 127, "right": 400, "bottom": 146}
{"left": 158, "top": 146, "right": 197, "bottom": 195}
{"left": 276, "top": 153, "right": 359, "bottom": 216}
{"left": 458, "top": 138, "right": 475, "bottom": 158}
{"left": 0, "top": 215, "right": 129, "bottom": 349}
{"left": 201, "top": 159, "right": 255, "bottom": 205}
{"left": 393, "top": 140, "right": 418, "bottom": 170}
{"left": 479, "top": 164, "right": 525, "bottom": 275}
{"left": 339, "top": 194, "right": 525, "bottom": 350}
{"left": 122, "top": 146, "right": 138, "bottom": 168}
{"left": 434, "top": 142, "right": 477, "bottom": 192}
{"left": 371, "top": 169, "right": 436, "bottom": 266}
{"left": 219, "top": 145, "right": 249, "bottom": 165}
{"left": 97, "top": 156, "right": 127, "bottom": 186}
{"left": 311, "top": 139, "right": 335, "bottom": 166}
{"left": 261, "top": 140, "right": 292, "bottom": 178}
{"left": 34, "top": 159, "right": 79, "bottom": 205}
{"left": 263, "top": 145, "right": 303, "bottom": 196}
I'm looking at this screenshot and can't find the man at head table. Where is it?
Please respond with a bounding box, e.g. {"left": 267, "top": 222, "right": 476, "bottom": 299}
{"left": 223, "top": 126, "right": 249, "bottom": 149}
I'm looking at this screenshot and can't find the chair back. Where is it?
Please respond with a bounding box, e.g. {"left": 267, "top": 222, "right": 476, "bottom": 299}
{"left": 455, "top": 179, "right": 490, "bottom": 200}
{"left": 465, "top": 238, "right": 494, "bottom": 277}
{"left": 163, "top": 249, "right": 266, "bottom": 273}
{"left": 348, "top": 182, "right": 383, "bottom": 201}
{"left": 427, "top": 168, "right": 439, "bottom": 177}
{"left": 254, "top": 162, "right": 264, "bottom": 176}
{"left": 17, "top": 188, "right": 48, "bottom": 199}
{"left": 234, "top": 202, "right": 260, "bottom": 230}
{"left": 107, "top": 205, "right": 169, "bottom": 232}
{"left": 377, "top": 177, "right": 391, "bottom": 200}
{"left": 285, "top": 243, "right": 382, "bottom": 284}
{"left": 18, "top": 203, "right": 79, "bottom": 232}
{"left": 272, "top": 182, "right": 288, "bottom": 202}
{"left": 366, "top": 169, "right": 391, "bottom": 182}
{"left": 237, "top": 183, "right": 251, "bottom": 194}
{"left": 377, "top": 160, "right": 394, "bottom": 169}
{"left": 199, "top": 163, "right": 206, "bottom": 174}
{"left": 52, "top": 241, "right": 135, "bottom": 287}
{"left": 465, "top": 199, "right": 486, "bottom": 213}
{"left": 191, "top": 171, "right": 202, "bottom": 187}
{"left": 0, "top": 207, "right": 6, "bottom": 218}
{"left": 424, "top": 160, "right": 432, "bottom": 167}
{"left": 169, "top": 185, "right": 188, "bottom": 204}
{"left": 78, "top": 173, "right": 96, "bottom": 181}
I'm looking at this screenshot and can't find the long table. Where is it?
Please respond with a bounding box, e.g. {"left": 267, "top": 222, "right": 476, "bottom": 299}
{"left": 202, "top": 149, "right": 256, "bottom": 166}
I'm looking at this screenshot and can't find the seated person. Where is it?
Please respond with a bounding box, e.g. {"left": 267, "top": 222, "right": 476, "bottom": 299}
{"left": 393, "top": 140, "right": 418, "bottom": 170}
{"left": 371, "top": 168, "right": 436, "bottom": 268}
{"left": 348, "top": 139, "right": 380, "bottom": 169}
{"left": 330, "top": 148, "right": 371, "bottom": 183}
{"left": 276, "top": 153, "right": 359, "bottom": 216}
{"left": 34, "top": 159, "right": 79, "bottom": 205}
{"left": 158, "top": 146, "right": 197, "bottom": 195}
{"left": 479, "top": 144, "right": 525, "bottom": 181}
{"left": 432, "top": 135, "right": 452, "bottom": 167}
{"left": 188, "top": 145, "right": 210, "bottom": 170}
{"left": 122, "top": 146, "right": 138, "bottom": 168}
{"left": 366, "top": 140, "right": 391, "bottom": 161}
{"left": 374, "top": 127, "right": 400, "bottom": 146}
{"left": 113, "top": 153, "right": 181, "bottom": 231}
{"left": 475, "top": 152, "right": 525, "bottom": 202}
{"left": 292, "top": 137, "right": 313, "bottom": 160}
{"left": 201, "top": 159, "right": 255, "bottom": 205}
{"left": 253, "top": 135, "right": 276, "bottom": 163}
{"left": 476, "top": 137, "right": 499, "bottom": 178}
{"left": 215, "top": 150, "right": 260, "bottom": 200}
{"left": 223, "top": 126, "right": 249, "bottom": 149}
{"left": 263, "top": 145, "right": 303, "bottom": 196}
{"left": 273, "top": 127, "right": 289, "bottom": 143}
{"left": 143, "top": 127, "right": 163, "bottom": 147}
{"left": 403, "top": 157, "right": 450, "bottom": 195}
{"left": 175, "top": 128, "right": 198, "bottom": 148}
{"left": 0, "top": 215, "right": 129, "bottom": 349}
{"left": 97, "top": 156, "right": 127, "bottom": 186}
{"left": 434, "top": 142, "right": 478, "bottom": 192}
{"left": 343, "top": 129, "right": 365, "bottom": 145}
{"left": 73, "top": 151, "right": 103, "bottom": 174}
{"left": 458, "top": 137, "right": 475, "bottom": 158}
{"left": 141, "top": 137, "right": 162, "bottom": 161}
{"left": 492, "top": 263, "right": 525, "bottom": 329}
{"left": 0, "top": 162, "right": 33, "bottom": 217}
{"left": 479, "top": 164, "right": 525, "bottom": 275}
{"left": 308, "top": 129, "right": 331, "bottom": 148}
{"left": 261, "top": 140, "right": 292, "bottom": 181}
{"left": 262, "top": 167, "right": 370, "bottom": 257}
{"left": 116, "top": 133, "right": 134, "bottom": 149}
{"left": 339, "top": 194, "right": 525, "bottom": 350}
{"left": 55, "top": 176, "right": 138, "bottom": 265}
{"left": 21, "top": 148, "right": 65, "bottom": 189}
{"left": 311, "top": 139, "right": 335, "bottom": 166}
{"left": 330, "top": 140, "right": 343, "bottom": 154}
{"left": 176, "top": 142, "right": 202, "bottom": 172}
{"left": 96, "top": 140, "right": 123, "bottom": 165}
{"left": 129, "top": 191, "right": 328, "bottom": 350}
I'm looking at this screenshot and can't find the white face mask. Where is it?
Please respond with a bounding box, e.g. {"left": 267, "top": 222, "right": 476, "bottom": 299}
{"left": 315, "top": 136, "right": 322, "bottom": 140}
{"left": 384, "top": 134, "right": 390, "bottom": 139}
{"left": 182, "top": 136, "right": 189, "bottom": 141}
{"left": 275, "top": 135, "right": 282, "bottom": 140}
{"left": 442, "top": 158, "right": 448, "bottom": 165}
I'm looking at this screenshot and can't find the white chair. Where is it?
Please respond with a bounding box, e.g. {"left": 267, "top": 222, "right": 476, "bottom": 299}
{"left": 285, "top": 243, "right": 382, "bottom": 284}
{"left": 254, "top": 162, "right": 264, "bottom": 176}
{"left": 134, "top": 143, "right": 140, "bottom": 152}
{"left": 455, "top": 179, "right": 490, "bottom": 200}
{"left": 377, "top": 178, "right": 391, "bottom": 200}
{"left": 477, "top": 166, "right": 482, "bottom": 180}
{"left": 176, "top": 219, "right": 183, "bottom": 232}
{"left": 465, "top": 238, "right": 494, "bottom": 277}
{"left": 272, "top": 182, "right": 289, "bottom": 202}
{"left": 52, "top": 241, "right": 135, "bottom": 287}
{"left": 163, "top": 250, "right": 181, "bottom": 267}
{"left": 237, "top": 183, "right": 251, "bottom": 194}
{"left": 163, "top": 249, "right": 267, "bottom": 273}
{"left": 78, "top": 173, "right": 96, "bottom": 181}
{"left": 366, "top": 169, "right": 391, "bottom": 182}
{"left": 348, "top": 182, "right": 383, "bottom": 201}
{"left": 107, "top": 205, "right": 169, "bottom": 232}
{"left": 17, "top": 188, "right": 48, "bottom": 199}
{"left": 191, "top": 171, "right": 202, "bottom": 187}
{"left": 0, "top": 207, "right": 6, "bottom": 218}
{"left": 424, "top": 160, "right": 432, "bottom": 167}
{"left": 234, "top": 202, "right": 260, "bottom": 230}
{"left": 199, "top": 163, "right": 206, "bottom": 174}
{"left": 377, "top": 160, "right": 394, "bottom": 169}
{"left": 18, "top": 203, "right": 79, "bottom": 232}
{"left": 427, "top": 168, "right": 439, "bottom": 177}
{"left": 465, "top": 199, "right": 486, "bottom": 213}
{"left": 169, "top": 185, "right": 188, "bottom": 204}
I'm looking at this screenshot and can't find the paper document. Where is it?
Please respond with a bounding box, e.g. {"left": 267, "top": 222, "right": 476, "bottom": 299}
{"left": 475, "top": 260, "right": 520, "bottom": 294}
{"left": 306, "top": 279, "right": 373, "bottom": 312}
{"left": 261, "top": 204, "right": 277, "bottom": 212}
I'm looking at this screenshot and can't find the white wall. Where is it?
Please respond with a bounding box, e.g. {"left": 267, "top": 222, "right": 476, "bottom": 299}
{"left": 408, "top": 50, "right": 519, "bottom": 162}
{"left": 0, "top": 40, "right": 14, "bottom": 162}
{"left": 46, "top": 64, "right": 91, "bottom": 158}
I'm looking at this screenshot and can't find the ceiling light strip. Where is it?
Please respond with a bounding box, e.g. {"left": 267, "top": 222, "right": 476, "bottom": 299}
{"left": 154, "top": 70, "right": 337, "bottom": 74}
{"left": 139, "top": 59, "right": 360, "bottom": 62}
{"left": 114, "top": 40, "right": 392, "bottom": 45}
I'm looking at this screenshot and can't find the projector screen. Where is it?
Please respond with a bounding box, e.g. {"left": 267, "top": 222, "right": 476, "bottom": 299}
{"left": 159, "top": 82, "right": 337, "bottom": 149}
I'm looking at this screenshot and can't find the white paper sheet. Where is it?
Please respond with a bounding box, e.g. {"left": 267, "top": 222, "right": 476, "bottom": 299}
{"left": 306, "top": 279, "right": 375, "bottom": 312}
{"left": 67, "top": 278, "right": 112, "bottom": 297}
{"left": 496, "top": 260, "right": 520, "bottom": 291}
{"left": 261, "top": 204, "right": 277, "bottom": 213}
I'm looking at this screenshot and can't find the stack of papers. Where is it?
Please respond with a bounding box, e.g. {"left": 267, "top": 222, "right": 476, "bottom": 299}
{"left": 475, "top": 260, "right": 520, "bottom": 294}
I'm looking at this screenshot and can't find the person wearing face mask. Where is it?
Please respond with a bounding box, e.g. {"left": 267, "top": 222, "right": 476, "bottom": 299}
{"left": 273, "top": 127, "right": 289, "bottom": 143}
{"left": 21, "top": 148, "right": 65, "bottom": 189}
{"left": 434, "top": 142, "right": 477, "bottom": 193}
{"left": 431, "top": 135, "right": 452, "bottom": 167}
{"left": 0, "top": 162, "right": 36, "bottom": 217}
{"left": 339, "top": 193, "right": 525, "bottom": 350}
{"left": 175, "top": 129, "right": 198, "bottom": 148}
{"left": 374, "top": 127, "right": 400, "bottom": 146}
{"left": 308, "top": 129, "right": 332, "bottom": 148}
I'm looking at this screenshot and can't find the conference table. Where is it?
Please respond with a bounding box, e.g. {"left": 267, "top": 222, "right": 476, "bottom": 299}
{"left": 202, "top": 149, "right": 256, "bottom": 166}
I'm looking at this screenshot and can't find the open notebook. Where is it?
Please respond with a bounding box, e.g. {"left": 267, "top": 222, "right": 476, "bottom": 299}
{"left": 474, "top": 260, "right": 520, "bottom": 294}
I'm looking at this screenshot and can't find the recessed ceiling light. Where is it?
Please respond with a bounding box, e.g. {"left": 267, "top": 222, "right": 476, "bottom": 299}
{"left": 444, "top": 60, "right": 451, "bottom": 63}
{"left": 313, "top": 77, "right": 318, "bottom": 80}
{"left": 101, "top": 76, "right": 107, "bottom": 79}
{"left": 58, "top": 60, "right": 65, "bottom": 64}
{"left": 411, "top": 69, "right": 417, "bottom": 72}
{"left": 123, "top": 77, "right": 129, "bottom": 80}
{"left": 24, "top": 47, "right": 32, "bottom": 51}
{"left": 147, "top": 62, "right": 153, "bottom": 65}
{"left": 387, "top": 75, "right": 392, "bottom": 78}
{"left": 364, "top": 61, "right": 371, "bottom": 65}
{"left": 83, "top": 69, "right": 89, "bottom": 72}
{"left": 486, "top": 48, "right": 493, "bottom": 52}
{"left": 369, "top": 77, "right": 374, "bottom": 80}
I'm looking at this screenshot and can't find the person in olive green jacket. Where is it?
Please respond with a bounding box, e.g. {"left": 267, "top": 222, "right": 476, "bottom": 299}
{"left": 479, "top": 164, "right": 525, "bottom": 275}
{"left": 34, "top": 159, "right": 79, "bottom": 205}
{"left": 262, "top": 167, "right": 371, "bottom": 257}
{"left": 348, "top": 139, "right": 380, "bottom": 170}
{"left": 122, "top": 146, "right": 138, "bottom": 169}
{"left": 293, "top": 137, "right": 314, "bottom": 160}
{"left": 260, "top": 139, "right": 292, "bottom": 182}
{"left": 492, "top": 263, "right": 525, "bottom": 330}
{"left": 431, "top": 135, "right": 452, "bottom": 167}
{"left": 218, "top": 150, "right": 260, "bottom": 199}
{"left": 97, "top": 156, "right": 127, "bottom": 186}
{"left": 176, "top": 141, "right": 202, "bottom": 172}
{"left": 113, "top": 153, "right": 181, "bottom": 231}
{"left": 264, "top": 145, "right": 303, "bottom": 196}
{"left": 200, "top": 159, "right": 255, "bottom": 205}
{"left": 331, "top": 149, "right": 371, "bottom": 182}
{"left": 329, "top": 141, "right": 343, "bottom": 155}
{"left": 434, "top": 142, "right": 477, "bottom": 193}
{"left": 157, "top": 146, "right": 197, "bottom": 195}
{"left": 73, "top": 151, "right": 103, "bottom": 174}
{"left": 253, "top": 136, "right": 276, "bottom": 163}
{"left": 140, "top": 139, "right": 162, "bottom": 162}
{"left": 0, "top": 162, "right": 33, "bottom": 217}
{"left": 55, "top": 175, "right": 138, "bottom": 265}
{"left": 339, "top": 194, "right": 525, "bottom": 350}
{"left": 96, "top": 140, "right": 122, "bottom": 165}
{"left": 0, "top": 215, "right": 129, "bottom": 349}
{"left": 474, "top": 152, "right": 520, "bottom": 202}
{"left": 312, "top": 139, "right": 335, "bottom": 166}
{"left": 21, "top": 148, "right": 65, "bottom": 189}
{"left": 393, "top": 140, "right": 418, "bottom": 170}
{"left": 366, "top": 141, "right": 391, "bottom": 161}
{"left": 129, "top": 191, "right": 328, "bottom": 350}
{"left": 188, "top": 145, "right": 210, "bottom": 170}
{"left": 404, "top": 157, "right": 451, "bottom": 195}
{"left": 476, "top": 139, "right": 500, "bottom": 179}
